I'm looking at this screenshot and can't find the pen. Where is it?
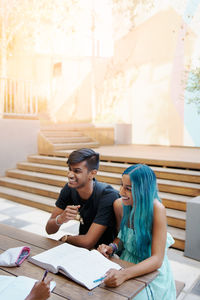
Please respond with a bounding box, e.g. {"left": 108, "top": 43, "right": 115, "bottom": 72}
{"left": 93, "top": 276, "right": 106, "bottom": 283}
{"left": 42, "top": 270, "right": 48, "bottom": 281}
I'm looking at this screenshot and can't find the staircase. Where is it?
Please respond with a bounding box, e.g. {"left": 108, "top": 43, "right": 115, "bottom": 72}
{"left": 38, "top": 125, "right": 100, "bottom": 155}
{"left": 0, "top": 127, "right": 200, "bottom": 251}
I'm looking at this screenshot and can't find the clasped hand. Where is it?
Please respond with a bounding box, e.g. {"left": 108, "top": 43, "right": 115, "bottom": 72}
{"left": 59, "top": 205, "right": 80, "bottom": 224}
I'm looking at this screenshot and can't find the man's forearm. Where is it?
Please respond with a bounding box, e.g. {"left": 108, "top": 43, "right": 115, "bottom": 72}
{"left": 66, "top": 235, "right": 94, "bottom": 249}
{"left": 46, "top": 216, "right": 63, "bottom": 234}
{"left": 61, "top": 223, "right": 106, "bottom": 249}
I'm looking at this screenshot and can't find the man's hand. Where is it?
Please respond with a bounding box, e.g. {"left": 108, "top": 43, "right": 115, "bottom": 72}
{"left": 46, "top": 205, "right": 81, "bottom": 234}
{"left": 58, "top": 205, "right": 80, "bottom": 224}
{"left": 97, "top": 244, "right": 113, "bottom": 258}
{"left": 59, "top": 235, "right": 68, "bottom": 242}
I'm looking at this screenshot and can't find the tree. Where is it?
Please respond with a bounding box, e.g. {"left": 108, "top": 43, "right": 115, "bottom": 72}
{"left": 0, "top": 0, "right": 88, "bottom": 116}
{"left": 186, "top": 65, "right": 200, "bottom": 114}
{"left": 112, "top": 0, "right": 154, "bottom": 40}
{"left": 0, "top": 0, "right": 86, "bottom": 76}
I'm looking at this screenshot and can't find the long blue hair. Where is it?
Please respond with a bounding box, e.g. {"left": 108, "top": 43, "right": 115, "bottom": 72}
{"left": 120, "top": 164, "right": 161, "bottom": 261}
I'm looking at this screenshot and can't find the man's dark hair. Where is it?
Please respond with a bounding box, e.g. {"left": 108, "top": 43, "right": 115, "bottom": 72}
{"left": 67, "top": 148, "right": 99, "bottom": 171}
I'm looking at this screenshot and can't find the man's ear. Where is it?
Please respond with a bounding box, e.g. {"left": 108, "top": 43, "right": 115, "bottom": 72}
{"left": 89, "top": 169, "right": 97, "bottom": 180}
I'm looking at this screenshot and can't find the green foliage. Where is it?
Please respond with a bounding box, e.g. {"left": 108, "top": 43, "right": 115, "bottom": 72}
{"left": 112, "top": 0, "right": 154, "bottom": 39}
{"left": 0, "top": 0, "right": 83, "bottom": 52}
{"left": 186, "top": 66, "right": 200, "bottom": 114}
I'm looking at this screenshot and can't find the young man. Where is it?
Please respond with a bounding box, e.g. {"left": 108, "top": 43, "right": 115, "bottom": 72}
{"left": 46, "top": 148, "right": 120, "bottom": 249}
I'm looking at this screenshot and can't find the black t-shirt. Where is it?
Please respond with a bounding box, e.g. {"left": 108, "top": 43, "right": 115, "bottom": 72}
{"left": 56, "top": 180, "right": 120, "bottom": 247}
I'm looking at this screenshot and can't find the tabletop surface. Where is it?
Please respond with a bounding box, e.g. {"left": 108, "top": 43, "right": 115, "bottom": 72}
{"left": 0, "top": 224, "right": 158, "bottom": 300}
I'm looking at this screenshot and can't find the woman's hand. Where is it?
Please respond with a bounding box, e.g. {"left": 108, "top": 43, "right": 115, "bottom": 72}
{"left": 104, "top": 268, "right": 126, "bottom": 287}
{"left": 25, "top": 278, "right": 52, "bottom": 300}
{"left": 97, "top": 244, "right": 113, "bottom": 258}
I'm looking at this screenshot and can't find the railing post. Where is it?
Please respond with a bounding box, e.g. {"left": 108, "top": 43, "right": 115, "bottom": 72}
{"left": 0, "top": 77, "right": 39, "bottom": 118}
{"left": 0, "top": 78, "right": 5, "bottom": 118}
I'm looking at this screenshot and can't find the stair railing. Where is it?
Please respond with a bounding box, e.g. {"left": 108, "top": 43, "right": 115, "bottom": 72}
{"left": 0, "top": 77, "right": 38, "bottom": 118}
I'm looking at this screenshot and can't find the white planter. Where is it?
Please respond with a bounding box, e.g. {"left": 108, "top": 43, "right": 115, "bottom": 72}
{"left": 114, "top": 123, "right": 132, "bottom": 144}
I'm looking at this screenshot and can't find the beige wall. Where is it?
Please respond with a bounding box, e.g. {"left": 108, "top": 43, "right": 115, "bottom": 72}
{"left": 0, "top": 120, "right": 39, "bottom": 176}
{"left": 6, "top": 8, "right": 197, "bottom": 146}
{"left": 93, "top": 8, "right": 195, "bottom": 146}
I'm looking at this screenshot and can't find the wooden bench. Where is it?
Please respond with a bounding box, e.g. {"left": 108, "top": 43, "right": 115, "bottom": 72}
{"left": 176, "top": 280, "right": 185, "bottom": 298}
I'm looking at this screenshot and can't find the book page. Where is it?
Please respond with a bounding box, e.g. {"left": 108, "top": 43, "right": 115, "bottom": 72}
{"left": 59, "top": 248, "right": 121, "bottom": 290}
{"left": 29, "top": 243, "right": 89, "bottom": 273}
{"left": 29, "top": 243, "right": 121, "bottom": 290}
{"left": 0, "top": 275, "right": 56, "bottom": 300}
{"left": 0, "top": 276, "right": 14, "bottom": 294}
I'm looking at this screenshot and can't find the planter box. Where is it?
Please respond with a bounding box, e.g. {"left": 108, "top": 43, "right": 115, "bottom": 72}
{"left": 184, "top": 196, "right": 200, "bottom": 261}
{"left": 114, "top": 123, "right": 132, "bottom": 144}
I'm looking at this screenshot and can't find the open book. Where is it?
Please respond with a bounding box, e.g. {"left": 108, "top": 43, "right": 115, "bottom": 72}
{"left": 0, "top": 275, "right": 56, "bottom": 300}
{"left": 28, "top": 243, "right": 121, "bottom": 290}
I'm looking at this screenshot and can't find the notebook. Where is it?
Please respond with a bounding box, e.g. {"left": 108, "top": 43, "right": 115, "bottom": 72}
{"left": 29, "top": 243, "right": 121, "bottom": 290}
{"left": 0, "top": 275, "right": 56, "bottom": 300}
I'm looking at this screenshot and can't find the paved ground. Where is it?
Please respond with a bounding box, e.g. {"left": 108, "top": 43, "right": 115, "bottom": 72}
{"left": 0, "top": 197, "right": 200, "bottom": 299}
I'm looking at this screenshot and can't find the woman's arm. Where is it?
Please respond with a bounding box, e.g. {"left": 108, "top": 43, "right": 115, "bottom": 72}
{"left": 113, "top": 198, "right": 123, "bottom": 232}
{"left": 104, "top": 199, "right": 167, "bottom": 287}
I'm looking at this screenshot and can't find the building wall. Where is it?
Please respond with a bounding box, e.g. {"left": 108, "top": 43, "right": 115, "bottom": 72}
{"left": 5, "top": 7, "right": 200, "bottom": 147}
{"left": 94, "top": 8, "right": 197, "bottom": 146}
{"left": 0, "top": 120, "right": 39, "bottom": 176}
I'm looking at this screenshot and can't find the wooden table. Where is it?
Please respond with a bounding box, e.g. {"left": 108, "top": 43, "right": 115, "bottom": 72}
{"left": 0, "top": 224, "right": 158, "bottom": 299}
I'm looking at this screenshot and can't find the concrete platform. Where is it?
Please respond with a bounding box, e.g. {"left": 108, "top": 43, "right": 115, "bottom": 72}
{"left": 97, "top": 144, "right": 200, "bottom": 167}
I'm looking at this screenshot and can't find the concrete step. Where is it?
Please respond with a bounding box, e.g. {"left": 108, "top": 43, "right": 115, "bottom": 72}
{"left": 40, "top": 123, "right": 94, "bottom": 131}
{"left": 99, "top": 162, "right": 200, "bottom": 183}
{"left": 3, "top": 149, "right": 195, "bottom": 253}
{"left": 17, "top": 162, "right": 68, "bottom": 177}
{"left": 159, "top": 192, "right": 191, "bottom": 211}
{"left": 6, "top": 169, "right": 66, "bottom": 187}
{"left": 0, "top": 185, "right": 186, "bottom": 250}
{"left": 47, "top": 136, "right": 93, "bottom": 144}
{"left": 28, "top": 155, "right": 200, "bottom": 183}
{"left": 16, "top": 162, "right": 200, "bottom": 197}
{"left": 0, "top": 170, "right": 190, "bottom": 212}
{"left": 166, "top": 208, "right": 186, "bottom": 229}
{"left": 53, "top": 141, "right": 99, "bottom": 150}
{"left": 0, "top": 186, "right": 54, "bottom": 212}
{"left": 4, "top": 168, "right": 188, "bottom": 227}
{"left": 52, "top": 149, "right": 200, "bottom": 170}
{"left": 28, "top": 155, "right": 67, "bottom": 166}
{"left": 41, "top": 131, "right": 83, "bottom": 137}
{"left": 157, "top": 178, "right": 200, "bottom": 197}
{"left": 54, "top": 149, "right": 79, "bottom": 157}
{"left": 167, "top": 226, "right": 185, "bottom": 251}
{"left": 0, "top": 177, "right": 60, "bottom": 199}
{"left": 0, "top": 178, "right": 186, "bottom": 233}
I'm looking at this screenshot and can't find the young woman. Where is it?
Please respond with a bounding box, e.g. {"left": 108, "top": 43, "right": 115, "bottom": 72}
{"left": 98, "top": 164, "right": 176, "bottom": 299}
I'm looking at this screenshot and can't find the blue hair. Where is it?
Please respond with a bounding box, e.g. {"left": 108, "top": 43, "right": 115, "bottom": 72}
{"left": 120, "top": 164, "right": 160, "bottom": 261}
